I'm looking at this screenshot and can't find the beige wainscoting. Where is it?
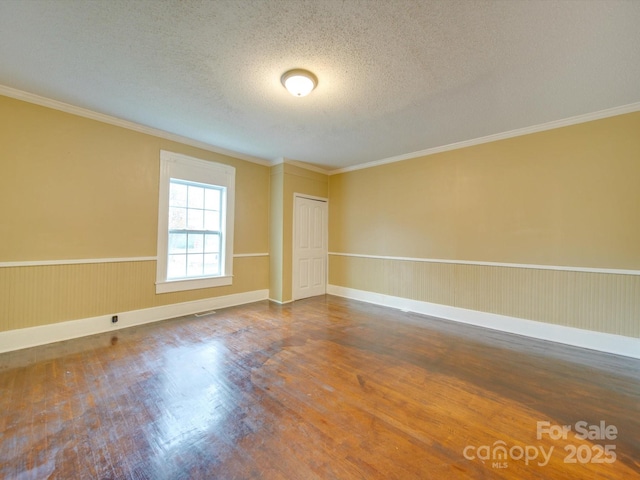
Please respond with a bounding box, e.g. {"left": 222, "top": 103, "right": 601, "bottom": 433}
{"left": 0, "top": 256, "right": 269, "bottom": 333}
{"left": 329, "top": 254, "right": 640, "bottom": 338}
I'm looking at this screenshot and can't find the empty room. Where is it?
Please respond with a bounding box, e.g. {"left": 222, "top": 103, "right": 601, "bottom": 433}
{"left": 1, "top": 1, "right": 639, "bottom": 479}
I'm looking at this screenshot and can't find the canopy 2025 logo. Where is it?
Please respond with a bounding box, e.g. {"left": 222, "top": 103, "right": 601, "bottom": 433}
{"left": 462, "top": 421, "right": 617, "bottom": 469}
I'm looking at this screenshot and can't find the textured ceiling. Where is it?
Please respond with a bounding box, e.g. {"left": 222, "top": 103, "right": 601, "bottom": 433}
{"left": 1, "top": 0, "right": 639, "bottom": 170}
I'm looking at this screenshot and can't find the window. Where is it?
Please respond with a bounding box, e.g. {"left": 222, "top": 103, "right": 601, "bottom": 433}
{"left": 167, "top": 180, "right": 223, "bottom": 279}
{"left": 156, "top": 151, "right": 235, "bottom": 293}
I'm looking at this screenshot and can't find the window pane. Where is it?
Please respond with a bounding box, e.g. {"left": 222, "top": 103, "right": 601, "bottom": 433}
{"left": 187, "top": 208, "right": 204, "bottom": 230}
{"left": 205, "top": 188, "right": 221, "bottom": 211}
{"left": 204, "top": 253, "right": 219, "bottom": 275}
{"left": 204, "top": 233, "right": 220, "bottom": 253}
{"left": 204, "top": 211, "right": 220, "bottom": 231}
{"left": 169, "top": 207, "right": 187, "bottom": 229}
{"left": 167, "top": 254, "right": 186, "bottom": 278}
{"left": 187, "top": 233, "right": 204, "bottom": 253}
{"left": 188, "top": 185, "right": 204, "bottom": 209}
{"left": 168, "top": 233, "right": 187, "bottom": 253}
{"left": 187, "top": 254, "right": 204, "bottom": 277}
{"left": 169, "top": 182, "right": 187, "bottom": 207}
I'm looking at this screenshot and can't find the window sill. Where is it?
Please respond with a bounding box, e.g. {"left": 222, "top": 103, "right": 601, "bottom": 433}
{"left": 156, "top": 275, "right": 232, "bottom": 294}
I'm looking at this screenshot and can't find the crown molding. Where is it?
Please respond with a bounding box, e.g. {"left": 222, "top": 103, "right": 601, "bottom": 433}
{"left": 270, "top": 157, "right": 329, "bottom": 175}
{"left": 284, "top": 159, "right": 330, "bottom": 175}
{"left": 0, "top": 84, "right": 272, "bottom": 167}
{"left": 4, "top": 83, "right": 638, "bottom": 175}
{"left": 329, "top": 101, "right": 640, "bottom": 175}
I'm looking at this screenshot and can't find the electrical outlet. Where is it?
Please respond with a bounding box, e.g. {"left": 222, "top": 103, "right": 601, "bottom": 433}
{"left": 111, "top": 315, "right": 118, "bottom": 323}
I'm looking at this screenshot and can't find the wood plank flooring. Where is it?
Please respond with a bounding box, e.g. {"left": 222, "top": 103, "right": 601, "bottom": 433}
{"left": 1, "top": 295, "right": 639, "bottom": 479}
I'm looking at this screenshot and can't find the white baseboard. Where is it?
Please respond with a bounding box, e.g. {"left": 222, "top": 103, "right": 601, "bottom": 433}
{"left": 327, "top": 285, "right": 640, "bottom": 360}
{"left": 0, "top": 289, "right": 269, "bottom": 354}
{"left": 268, "top": 298, "right": 294, "bottom": 305}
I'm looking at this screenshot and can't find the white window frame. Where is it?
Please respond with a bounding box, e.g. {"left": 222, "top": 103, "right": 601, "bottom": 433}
{"left": 156, "top": 150, "right": 235, "bottom": 293}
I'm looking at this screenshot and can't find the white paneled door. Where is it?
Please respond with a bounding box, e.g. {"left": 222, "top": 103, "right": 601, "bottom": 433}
{"left": 293, "top": 195, "right": 328, "bottom": 300}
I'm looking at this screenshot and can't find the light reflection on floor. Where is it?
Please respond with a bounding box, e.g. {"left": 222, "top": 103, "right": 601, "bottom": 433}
{"left": 150, "top": 341, "right": 233, "bottom": 455}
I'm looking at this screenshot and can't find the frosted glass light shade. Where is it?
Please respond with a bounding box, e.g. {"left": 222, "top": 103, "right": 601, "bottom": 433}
{"left": 281, "top": 69, "right": 318, "bottom": 97}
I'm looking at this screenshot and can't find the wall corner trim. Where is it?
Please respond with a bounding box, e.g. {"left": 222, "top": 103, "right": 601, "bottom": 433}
{"left": 0, "top": 289, "right": 269, "bottom": 354}
{"left": 327, "top": 285, "right": 640, "bottom": 360}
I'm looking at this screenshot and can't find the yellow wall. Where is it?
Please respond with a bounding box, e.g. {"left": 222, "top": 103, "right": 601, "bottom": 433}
{"left": 0, "top": 95, "right": 270, "bottom": 331}
{"left": 269, "top": 163, "right": 328, "bottom": 303}
{"left": 329, "top": 112, "right": 640, "bottom": 337}
{"left": 3, "top": 92, "right": 638, "bottom": 341}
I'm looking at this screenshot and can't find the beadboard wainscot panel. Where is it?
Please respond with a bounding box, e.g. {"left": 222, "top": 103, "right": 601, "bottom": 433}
{"left": 0, "top": 255, "right": 268, "bottom": 332}
{"left": 329, "top": 254, "right": 640, "bottom": 338}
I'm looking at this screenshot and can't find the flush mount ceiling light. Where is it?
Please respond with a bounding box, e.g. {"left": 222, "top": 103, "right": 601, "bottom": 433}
{"left": 281, "top": 69, "right": 318, "bottom": 97}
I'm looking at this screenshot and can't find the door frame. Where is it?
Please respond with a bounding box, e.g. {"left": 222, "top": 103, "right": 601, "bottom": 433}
{"left": 292, "top": 193, "right": 329, "bottom": 301}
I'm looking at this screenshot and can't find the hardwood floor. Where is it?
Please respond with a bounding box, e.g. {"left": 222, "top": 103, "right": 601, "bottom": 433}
{"left": 1, "top": 295, "right": 639, "bottom": 479}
